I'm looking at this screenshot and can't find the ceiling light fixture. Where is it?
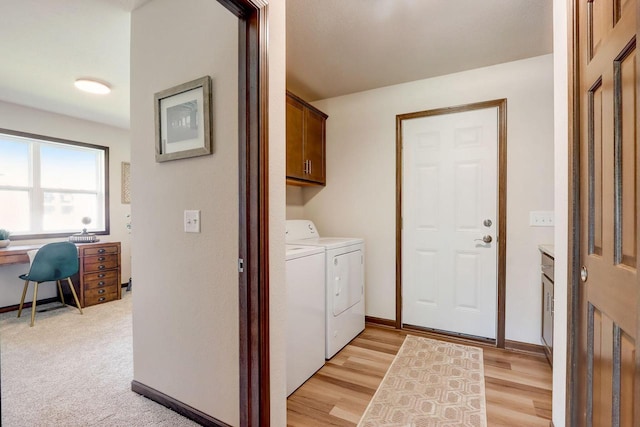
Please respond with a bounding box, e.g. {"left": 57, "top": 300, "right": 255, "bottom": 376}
{"left": 74, "top": 78, "right": 111, "bottom": 95}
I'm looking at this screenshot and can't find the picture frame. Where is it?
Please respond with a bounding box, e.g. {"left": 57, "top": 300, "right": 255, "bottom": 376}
{"left": 121, "top": 161, "right": 131, "bottom": 204}
{"left": 154, "top": 76, "right": 212, "bottom": 162}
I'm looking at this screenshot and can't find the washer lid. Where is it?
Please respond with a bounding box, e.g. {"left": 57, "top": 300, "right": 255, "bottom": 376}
{"left": 285, "top": 244, "right": 324, "bottom": 260}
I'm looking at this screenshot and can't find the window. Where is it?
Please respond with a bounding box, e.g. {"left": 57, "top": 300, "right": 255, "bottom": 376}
{"left": 0, "top": 129, "right": 109, "bottom": 239}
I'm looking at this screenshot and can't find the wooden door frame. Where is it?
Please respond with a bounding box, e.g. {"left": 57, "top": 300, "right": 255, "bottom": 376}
{"left": 216, "top": 0, "right": 270, "bottom": 426}
{"left": 566, "top": 0, "right": 640, "bottom": 424}
{"left": 395, "top": 99, "right": 508, "bottom": 348}
{"left": 566, "top": 1, "right": 580, "bottom": 423}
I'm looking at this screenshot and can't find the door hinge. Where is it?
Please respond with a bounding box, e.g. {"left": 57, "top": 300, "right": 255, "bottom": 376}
{"left": 238, "top": 258, "right": 244, "bottom": 273}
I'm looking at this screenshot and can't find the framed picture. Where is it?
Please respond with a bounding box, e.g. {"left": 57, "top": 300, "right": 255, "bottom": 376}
{"left": 154, "top": 76, "right": 212, "bottom": 162}
{"left": 121, "top": 161, "right": 131, "bottom": 204}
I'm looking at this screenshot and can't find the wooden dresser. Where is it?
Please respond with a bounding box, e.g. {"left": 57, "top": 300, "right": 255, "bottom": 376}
{"left": 66, "top": 242, "right": 122, "bottom": 308}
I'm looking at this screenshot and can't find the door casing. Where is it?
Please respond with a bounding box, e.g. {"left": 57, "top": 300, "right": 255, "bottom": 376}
{"left": 395, "top": 99, "right": 507, "bottom": 348}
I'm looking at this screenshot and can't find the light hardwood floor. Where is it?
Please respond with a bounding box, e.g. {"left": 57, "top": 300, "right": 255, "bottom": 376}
{"left": 287, "top": 325, "right": 552, "bottom": 426}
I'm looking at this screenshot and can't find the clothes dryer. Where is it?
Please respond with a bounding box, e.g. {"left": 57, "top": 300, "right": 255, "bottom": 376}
{"left": 286, "top": 220, "right": 365, "bottom": 359}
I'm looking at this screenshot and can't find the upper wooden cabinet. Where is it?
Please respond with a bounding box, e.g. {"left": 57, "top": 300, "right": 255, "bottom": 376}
{"left": 286, "top": 91, "right": 328, "bottom": 186}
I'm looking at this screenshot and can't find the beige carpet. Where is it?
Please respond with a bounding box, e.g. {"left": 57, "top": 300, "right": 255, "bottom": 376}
{"left": 358, "top": 335, "right": 487, "bottom": 427}
{"left": 0, "top": 292, "right": 198, "bottom": 426}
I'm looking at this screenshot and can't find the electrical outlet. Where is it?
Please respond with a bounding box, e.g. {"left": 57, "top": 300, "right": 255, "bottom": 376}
{"left": 530, "top": 211, "right": 554, "bottom": 227}
{"left": 184, "top": 210, "right": 201, "bottom": 233}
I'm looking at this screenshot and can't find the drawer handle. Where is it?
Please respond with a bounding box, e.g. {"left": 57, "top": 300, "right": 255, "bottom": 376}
{"left": 98, "top": 257, "right": 105, "bottom": 261}
{"left": 98, "top": 289, "right": 105, "bottom": 294}
{"left": 97, "top": 273, "right": 105, "bottom": 278}
{"left": 98, "top": 281, "right": 105, "bottom": 286}
{"left": 98, "top": 297, "right": 105, "bottom": 302}
{"left": 98, "top": 265, "right": 105, "bottom": 270}
{"left": 98, "top": 249, "right": 106, "bottom": 254}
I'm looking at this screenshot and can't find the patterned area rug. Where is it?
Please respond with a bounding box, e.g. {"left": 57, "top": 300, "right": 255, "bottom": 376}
{"left": 358, "top": 335, "right": 487, "bottom": 427}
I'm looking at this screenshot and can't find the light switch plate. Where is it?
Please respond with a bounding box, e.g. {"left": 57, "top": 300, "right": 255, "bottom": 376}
{"left": 530, "top": 211, "right": 554, "bottom": 227}
{"left": 184, "top": 210, "right": 201, "bottom": 233}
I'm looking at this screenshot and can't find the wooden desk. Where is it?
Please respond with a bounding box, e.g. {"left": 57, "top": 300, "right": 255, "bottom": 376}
{"left": 0, "top": 244, "right": 41, "bottom": 265}
{"left": 0, "top": 242, "right": 122, "bottom": 308}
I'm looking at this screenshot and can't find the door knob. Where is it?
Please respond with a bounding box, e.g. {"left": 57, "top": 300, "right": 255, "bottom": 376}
{"left": 483, "top": 219, "right": 492, "bottom": 227}
{"left": 475, "top": 235, "right": 492, "bottom": 244}
{"left": 581, "top": 266, "right": 588, "bottom": 282}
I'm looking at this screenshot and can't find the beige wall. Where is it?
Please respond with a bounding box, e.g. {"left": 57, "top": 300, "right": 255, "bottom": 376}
{"left": 288, "top": 54, "right": 555, "bottom": 345}
{"left": 285, "top": 186, "right": 305, "bottom": 219}
{"left": 268, "top": 0, "right": 287, "bottom": 425}
{"left": 130, "top": 0, "right": 288, "bottom": 424}
{"left": 130, "top": 0, "right": 240, "bottom": 424}
{"left": 552, "top": 0, "right": 568, "bottom": 425}
{"left": 0, "top": 100, "right": 131, "bottom": 307}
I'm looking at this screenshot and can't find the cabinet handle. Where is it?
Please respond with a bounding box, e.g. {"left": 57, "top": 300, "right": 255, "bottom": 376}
{"left": 98, "top": 265, "right": 105, "bottom": 270}
{"left": 98, "top": 281, "right": 105, "bottom": 286}
{"left": 546, "top": 293, "right": 550, "bottom": 311}
{"left": 308, "top": 160, "right": 312, "bottom": 174}
{"left": 98, "top": 297, "right": 105, "bottom": 302}
{"left": 97, "top": 274, "right": 105, "bottom": 278}
{"left": 98, "top": 249, "right": 106, "bottom": 254}
{"left": 97, "top": 257, "right": 105, "bottom": 261}
{"left": 98, "top": 289, "right": 105, "bottom": 294}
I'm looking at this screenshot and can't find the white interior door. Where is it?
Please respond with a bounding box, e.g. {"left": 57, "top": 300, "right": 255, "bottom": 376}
{"left": 402, "top": 107, "right": 498, "bottom": 339}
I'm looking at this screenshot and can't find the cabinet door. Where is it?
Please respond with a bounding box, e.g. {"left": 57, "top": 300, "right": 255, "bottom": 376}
{"left": 286, "top": 96, "right": 305, "bottom": 180}
{"left": 304, "top": 108, "right": 326, "bottom": 185}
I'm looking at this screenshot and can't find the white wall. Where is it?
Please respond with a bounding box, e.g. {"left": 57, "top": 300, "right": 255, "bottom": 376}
{"left": 290, "top": 54, "right": 555, "bottom": 344}
{"left": 268, "top": 0, "right": 287, "bottom": 425}
{"left": 552, "top": 0, "right": 569, "bottom": 425}
{"left": 0, "top": 100, "right": 131, "bottom": 307}
{"left": 130, "top": 0, "right": 240, "bottom": 424}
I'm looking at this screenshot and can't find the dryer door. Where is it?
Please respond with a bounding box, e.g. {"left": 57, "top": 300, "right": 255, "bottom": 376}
{"left": 330, "top": 249, "right": 363, "bottom": 316}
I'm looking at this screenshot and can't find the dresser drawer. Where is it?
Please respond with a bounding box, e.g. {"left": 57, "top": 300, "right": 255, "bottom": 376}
{"left": 84, "top": 287, "right": 118, "bottom": 306}
{"left": 83, "top": 254, "right": 119, "bottom": 272}
{"left": 83, "top": 269, "right": 118, "bottom": 283}
{"left": 82, "top": 245, "right": 119, "bottom": 256}
{"left": 84, "top": 270, "right": 119, "bottom": 290}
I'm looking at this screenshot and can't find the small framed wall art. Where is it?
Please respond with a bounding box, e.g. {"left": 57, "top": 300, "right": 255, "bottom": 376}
{"left": 154, "top": 75, "right": 212, "bottom": 162}
{"left": 121, "top": 161, "right": 131, "bottom": 204}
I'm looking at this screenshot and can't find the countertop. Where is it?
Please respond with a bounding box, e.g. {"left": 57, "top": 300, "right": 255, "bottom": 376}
{"left": 538, "top": 244, "right": 554, "bottom": 257}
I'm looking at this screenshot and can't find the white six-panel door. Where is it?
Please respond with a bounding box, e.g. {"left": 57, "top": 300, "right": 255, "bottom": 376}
{"left": 402, "top": 107, "right": 498, "bottom": 339}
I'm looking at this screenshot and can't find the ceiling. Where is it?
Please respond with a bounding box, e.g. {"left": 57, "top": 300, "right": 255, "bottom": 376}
{"left": 287, "top": 0, "right": 554, "bottom": 101}
{"left": 0, "top": 0, "right": 553, "bottom": 130}
{"left": 0, "top": 0, "right": 148, "bottom": 130}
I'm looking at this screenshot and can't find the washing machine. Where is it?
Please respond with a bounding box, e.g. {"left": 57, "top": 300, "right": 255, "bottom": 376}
{"left": 285, "top": 244, "right": 326, "bottom": 396}
{"left": 286, "top": 220, "right": 365, "bottom": 359}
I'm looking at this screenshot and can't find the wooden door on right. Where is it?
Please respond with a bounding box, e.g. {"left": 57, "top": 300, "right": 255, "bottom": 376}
{"left": 575, "top": 0, "right": 639, "bottom": 424}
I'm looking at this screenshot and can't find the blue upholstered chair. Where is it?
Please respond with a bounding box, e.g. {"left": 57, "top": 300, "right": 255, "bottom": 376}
{"left": 18, "top": 242, "right": 83, "bottom": 326}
